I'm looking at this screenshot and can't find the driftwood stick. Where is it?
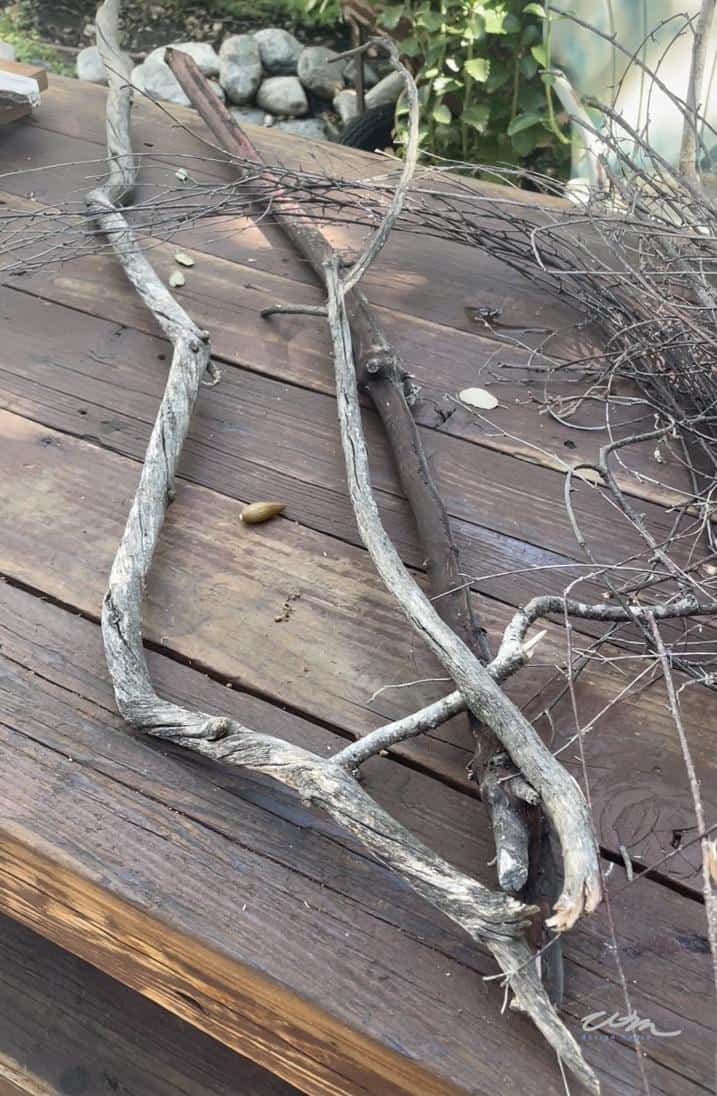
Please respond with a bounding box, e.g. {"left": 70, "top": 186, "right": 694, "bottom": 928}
{"left": 323, "top": 256, "right": 600, "bottom": 933}
{"left": 167, "top": 44, "right": 534, "bottom": 897}
{"left": 325, "top": 259, "right": 598, "bottom": 1091}
{"left": 90, "top": 0, "right": 539, "bottom": 968}
{"left": 86, "top": 7, "right": 559, "bottom": 1006}
{"left": 679, "top": 0, "right": 717, "bottom": 186}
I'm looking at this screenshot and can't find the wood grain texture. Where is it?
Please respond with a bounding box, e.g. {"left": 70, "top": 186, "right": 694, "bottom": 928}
{"left": 0, "top": 281, "right": 696, "bottom": 620}
{"left": 0, "top": 72, "right": 713, "bottom": 1094}
{"left": 0, "top": 408, "right": 712, "bottom": 889}
{"left": 0, "top": 581, "right": 710, "bottom": 1095}
{"left": 0, "top": 912, "right": 297, "bottom": 1096}
{"left": 0, "top": 77, "right": 697, "bottom": 508}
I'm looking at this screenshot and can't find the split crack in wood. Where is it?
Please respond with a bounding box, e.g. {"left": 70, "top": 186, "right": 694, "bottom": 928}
{"left": 85, "top": 4, "right": 671, "bottom": 1089}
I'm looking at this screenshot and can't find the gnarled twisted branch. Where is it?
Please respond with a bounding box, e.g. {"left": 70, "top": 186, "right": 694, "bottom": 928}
{"left": 93, "top": 4, "right": 600, "bottom": 1089}
{"left": 92, "top": 0, "right": 534, "bottom": 942}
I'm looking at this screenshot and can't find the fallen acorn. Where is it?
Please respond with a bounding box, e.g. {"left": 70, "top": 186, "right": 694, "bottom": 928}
{"left": 240, "top": 501, "right": 286, "bottom": 525}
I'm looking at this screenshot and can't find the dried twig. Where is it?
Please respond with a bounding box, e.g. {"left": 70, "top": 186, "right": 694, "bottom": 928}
{"left": 92, "top": 9, "right": 607, "bottom": 1093}
{"left": 93, "top": 0, "right": 539, "bottom": 946}
{"left": 679, "top": 0, "right": 717, "bottom": 185}
{"left": 166, "top": 45, "right": 537, "bottom": 903}
{"left": 648, "top": 616, "right": 717, "bottom": 1054}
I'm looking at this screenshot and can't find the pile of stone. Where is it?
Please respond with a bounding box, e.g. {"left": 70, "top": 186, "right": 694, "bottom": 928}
{"left": 76, "top": 30, "right": 382, "bottom": 141}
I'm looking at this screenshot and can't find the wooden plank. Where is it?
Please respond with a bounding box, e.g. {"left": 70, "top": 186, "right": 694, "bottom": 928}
{"left": 0, "top": 283, "right": 647, "bottom": 609}
{"left": 0, "top": 408, "right": 712, "bottom": 888}
{"left": 0, "top": 912, "right": 297, "bottom": 1096}
{"left": 0, "top": 81, "right": 696, "bottom": 507}
{"left": 0, "top": 278, "right": 710, "bottom": 665}
{"left": 0, "top": 60, "right": 48, "bottom": 91}
{"left": 0, "top": 581, "right": 710, "bottom": 1095}
{"left": 0, "top": 178, "right": 695, "bottom": 513}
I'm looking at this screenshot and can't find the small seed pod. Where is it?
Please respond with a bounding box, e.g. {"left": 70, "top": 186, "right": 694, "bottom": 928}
{"left": 240, "top": 501, "right": 286, "bottom": 525}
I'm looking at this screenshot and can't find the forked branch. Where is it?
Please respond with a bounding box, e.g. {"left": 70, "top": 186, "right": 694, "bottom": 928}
{"left": 94, "top": 4, "right": 599, "bottom": 1089}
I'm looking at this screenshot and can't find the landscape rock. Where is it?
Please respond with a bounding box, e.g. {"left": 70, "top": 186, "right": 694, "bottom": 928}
{"left": 163, "top": 41, "right": 220, "bottom": 77}
{"left": 277, "top": 117, "right": 328, "bottom": 141}
{"left": 77, "top": 43, "right": 131, "bottom": 85}
{"left": 257, "top": 75, "right": 308, "bottom": 117}
{"left": 230, "top": 106, "right": 266, "bottom": 126}
{"left": 345, "top": 57, "right": 379, "bottom": 88}
{"left": 0, "top": 42, "right": 16, "bottom": 63}
{"left": 297, "top": 45, "right": 345, "bottom": 99}
{"left": 208, "top": 79, "right": 226, "bottom": 102}
{"left": 333, "top": 88, "right": 359, "bottom": 126}
{"left": 254, "top": 28, "right": 302, "bottom": 75}
{"left": 365, "top": 70, "right": 404, "bottom": 109}
{"left": 219, "top": 34, "right": 262, "bottom": 104}
{"left": 131, "top": 58, "right": 191, "bottom": 107}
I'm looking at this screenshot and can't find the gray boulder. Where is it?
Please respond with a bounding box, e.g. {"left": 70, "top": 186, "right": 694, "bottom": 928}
{"left": 257, "top": 76, "right": 308, "bottom": 117}
{"left": 0, "top": 42, "right": 16, "bottom": 63}
{"left": 277, "top": 117, "right": 328, "bottom": 141}
{"left": 230, "top": 106, "right": 266, "bottom": 126}
{"left": 219, "top": 34, "right": 262, "bottom": 104}
{"left": 77, "top": 43, "right": 132, "bottom": 84}
{"left": 345, "top": 57, "right": 379, "bottom": 88}
{"left": 333, "top": 88, "right": 359, "bottom": 126}
{"left": 254, "top": 28, "right": 302, "bottom": 75}
{"left": 76, "top": 45, "right": 108, "bottom": 84}
{"left": 131, "top": 58, "right": 191, "bottom": 107}
{"left": 297, "top": 45, "right": 345, "bottom": 99}
{"left": 163, "top": 41, "right": 220, "bottom": 76}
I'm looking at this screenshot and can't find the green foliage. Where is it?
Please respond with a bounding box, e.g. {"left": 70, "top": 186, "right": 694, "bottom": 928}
{"left": 380, "top": 0, "right": 571, "bottom": 174}
{"left": 0, "top": 12, "right": 74, "bottom": 76}
{"left": 283, "top": 0, "right": 343, "bottom": 28}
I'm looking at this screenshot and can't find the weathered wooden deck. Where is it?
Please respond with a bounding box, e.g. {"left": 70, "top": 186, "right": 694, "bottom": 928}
{"left": 0, "top": 75, "right": 712, "bottom": 1095}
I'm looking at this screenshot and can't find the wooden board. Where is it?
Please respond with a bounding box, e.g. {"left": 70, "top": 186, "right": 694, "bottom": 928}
{"left": 0, "top": 912, "right": 297, "bottom": 1095}
{"left": 0, "top": 80, "right": 697, "bottom": 509}
{"left": 0, "top": 60, "right": 49, "bottom": 91}
{"left": 0, "top": 73, "right": 713, "bottom": 1096}
{"left": 0, "top": 581, "right": 710, "bottom": 1096}
{"left": 0, "top": 405, "right": 712, "bottom": 888}
{"left": 0, "top": 60, "right": 47, "bottom": 127}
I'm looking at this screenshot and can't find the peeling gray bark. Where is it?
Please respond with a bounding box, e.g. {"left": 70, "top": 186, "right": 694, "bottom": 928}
{"left": 324, "top": 259, "right": 599, "bottom": 1090}
{"left": 89, "top": 0, "right": 542, "bottom": 973}
{"left": 167, "top": 43, "right": 537, "bottom": 902}
{"left": 324, "top": 258, "right": 601, "bottom": 936}
{"left": 92, "top": 5, "right": 600, "bottom": 1089}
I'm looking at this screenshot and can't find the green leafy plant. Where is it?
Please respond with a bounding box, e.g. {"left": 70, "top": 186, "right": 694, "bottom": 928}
{"left": 0, "top": 12, "right": 75, "bottom": 76}
{"left": 284, "top": 0, "right": 343, "bottom": 28}
{"left": 378, "top": 0, "right": 570, "bottom": 173}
